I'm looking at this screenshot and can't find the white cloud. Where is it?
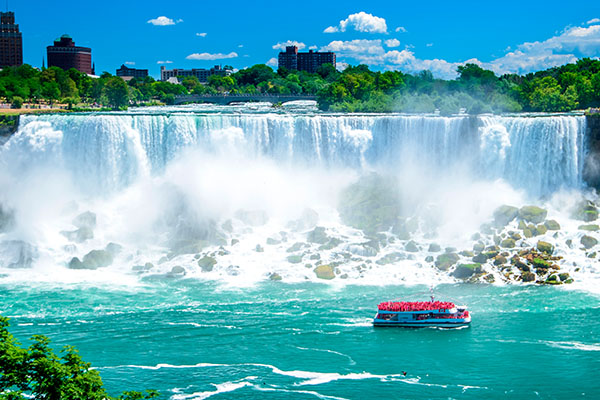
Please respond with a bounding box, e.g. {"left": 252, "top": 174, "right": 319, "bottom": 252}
{"left": 176, "top": 19, "right": 183, "bottom": 23}
{"left": 385, "top": 39, "right": 400, "bottom": 48}
{"left": 266, "top": 58, "right": 278, "bottom": 67}
{"left": 309, "top": 45, "right": 318, "bottom": 50}
{"left": 147, "top": 16, "right": 179, "bottom": 26}
{"left": 157, "top": 60, "right": 173, "bottom": 64}
{"left": 124, "top": 61, "right": 135, "bottom": 65}
{"left": 395, "top": 26, "right": 407, "bottom": 33}
{"left": 238, "top": 44, "right": 244, "bottom": 48}
{"left": 336, "top": 62, "right": 349, "bottom": 71}
{"left": 186, "top": 52, "right": 238, "bottom": 60}
{"left": 587, "top": 18, "right": 600, "bottom": 25}
{"left": 272, "top": 41, "right": 306, "bottom": 50}
{"left": 325, "top": 12, "right": 387, "bottom": 34}
{"left": 196, "top": 32, "right": 207, "bottom": 37}
{"left": 426, "top": 43, "right": 433, "bottom": 47}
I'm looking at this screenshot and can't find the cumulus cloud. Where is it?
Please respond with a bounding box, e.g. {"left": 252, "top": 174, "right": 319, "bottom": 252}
{"left": 395, "top": 26, "right": 407, "bottom": 33}
{"left": 157, "top": 60, "right": 173, "bottom": 64}
{"left": 309, "top": 45, "right": 318, "bottom": 50}
{"left": 186, "top": 52, "right": 238, "bottom": 60}
{"left": 272, "top": 41, "right": 306, "bottom": 50}
{"left": 426, "top": 43, "right": 433, "bottom": 47}
{"left": 325, "top": 12, "right": 387, "bottom": 34}
{"left": 124, "top": 61, "right": 135, "bottom": 65}
{"left": 196, "top": 32, "right": 207, "bottom": 37}
{"left": 587, "top": 18, "right": 600, "bottom": 25}
{"left": 147, "top": 16, "right": 178, "bottom": 26}
{"left": 266, "top": 58, "right": 278, "bottom": 67}
{"left": 385, "top": 39, "right": 400, "bottom": 48}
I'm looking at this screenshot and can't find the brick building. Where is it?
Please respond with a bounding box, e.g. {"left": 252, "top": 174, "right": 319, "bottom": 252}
{"left": 278, "top": 46, "right": 335, "bottom": 73}
{"left": 47, "top": 35, "right": 94, "bottom": 75}
{"left": 0, "top": 11, "right": 23, "bottom": 68}
{"left": 116, "top": 64, "right": 148, "bottom": 79}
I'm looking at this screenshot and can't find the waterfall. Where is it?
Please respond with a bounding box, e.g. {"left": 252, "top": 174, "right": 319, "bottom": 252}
{"left": 3, "top": 112, "right": 585, "bottom": 197}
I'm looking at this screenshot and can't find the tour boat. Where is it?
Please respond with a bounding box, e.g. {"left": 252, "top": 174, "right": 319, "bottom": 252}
{"left": 373, "top": 299, "right": 471, "bottom": 328}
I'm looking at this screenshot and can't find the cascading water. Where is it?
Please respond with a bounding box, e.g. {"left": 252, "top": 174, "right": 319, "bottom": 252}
{"left": 0, "top": 106, "right": 596, "bottom": 290}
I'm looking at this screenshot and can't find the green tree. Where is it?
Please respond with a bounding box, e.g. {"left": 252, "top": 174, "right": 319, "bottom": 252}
{"left": 103, "top": 77, "right": 130, "bottom": 109}
{"left": 41, "top": 82, "right": 60, "bottom": 105}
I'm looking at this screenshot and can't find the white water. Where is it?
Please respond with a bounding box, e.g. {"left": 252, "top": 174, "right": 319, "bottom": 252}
{"left": 0, "top": 106, "right": 597, "bottom": 289}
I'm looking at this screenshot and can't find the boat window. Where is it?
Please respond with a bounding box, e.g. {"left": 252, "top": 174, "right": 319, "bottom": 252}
{"left": 377, "top": 313, "right": 398, "bottom": 321}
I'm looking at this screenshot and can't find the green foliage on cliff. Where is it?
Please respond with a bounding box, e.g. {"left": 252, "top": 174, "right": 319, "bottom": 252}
{"left": 0, "top": 315, "right": 158, "bottom": 400}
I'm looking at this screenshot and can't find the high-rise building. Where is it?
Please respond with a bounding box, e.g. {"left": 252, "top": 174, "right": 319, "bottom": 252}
{"left": 116, "top": 64, "right": 148, "bottom": 79}
{"left": 278, "top": 46, "right": 335, "bottom": 73}
{"left": 160, "top": 65, "right": 232, "bottom": 82}
{"left": 47, "top": 35, "right": 94, "bottom": 75}
{"left": 0, "top": 11, "right": 23, "bottom": 68}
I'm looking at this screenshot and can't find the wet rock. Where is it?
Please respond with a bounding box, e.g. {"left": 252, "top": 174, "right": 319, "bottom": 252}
{"left": 338, "top": 173, "right": 401, "bottom": 234}
{"left": 266, "top": 237, "right": 281, "bottom": 245}
{"left": 435, "top": 253, "right": 460, "bottom": 271}
{"left": 472, "top": 253, "right": 488, "bottom": 263}
{"left": 518, "top": 206, "right": 547, "bottom": 224}
{"left": 473, "top": 242, "right": 485, "bottom": 252}
{"left": 451, "top": 263, "right": 482, "bottom": 279}
{"left": 493, "top": 205, "right": 519, "bottom": 227}
{"left": 287, "top": 242, "right": 307, "bottom": 253}
{"left": 309, "top": 253, "right": 321, "bottom": 260}
{"left": 405, "top": 241, "right": 419, "bottom": 253}
{"left": 318, "top": 238, "right": 342, "bottom": 251}
{"left": 105, "top": 242, "right": 123, "bottom": 256}
{"left": 521, "top": 271, "right": 536, "bottom": 282}
{"left": 545, "top": 275, "right": 561, "bottom": 285}
{"left": 523, "top": 228, "right": 533, "bottom": 238}
{"left": 558, "top": 272, "right": 571, "bottom": 282}
{"left": 500, "top": 238, "right": 516, "bottom": 248}
{"left": 255, "top": 244, "right": 264, "bottom": 252}
{"left": 0, "top": 205, "right": 15, "bottom": 232}
{"left": 269, "top": 272, "right": 282, "bottom": 281}
{"left": 428, "top": 243, "right": 441, "bottom": 252}
{"left": 60, "top": 227, "right": 94, "bottom": 243}
{"left": 572, "top": 200, "right": 598, "bottom": 222}
{"left": 566, "top": 239, "right": 573, "bottom": 248}
{"left": 544, "top": 220, "right": 561, "bottom": 230}
{"left": 222, "top": 219, "right": 233, "bottom": 232}
{"left": 459, "top": 250, "right": 474, "bottom": 257}
{"left": 471, "top": 232, "right": 481, "bottom": 241}
{"left": 168, "top": 266, "right": 186, "bottom": 277}
{"left": 287, "top": 255, "right": 303, "bottom": 264}
{"left": 493, "top": 255, "right": 507, "bottom": 266}
{"left": 231, "top": 239, "right": 239, "bottom": 246}
{"left": 132, "top": 262, "right": 154, "bottom": 272}
{"left": 307, "top": 226, "right": 329, "bottom": 244}
{"left": 235, "top": 209, "right": 269, "bottom": 226}
{"left": 578, "top": 224, "right": 600, "bottom": 231}
{"left": 376, "top": 252, "right": 406, "bottom": 265}
{"left": 483, "top": 274, "right": 495, "bottom": 283}
{"left": 69, "top": 249, "right": 113, "bottom": 270}
{"left": 314, "top": 264, "right": 335, "bottom": 280}
{"left": 537, "top": 241, "right": 554, "bottom": 255}
{"left": 0, "top": 240, "right": 38, "bottom": 268}
{"left": 581, "top": 235, "right": 598, "bottom": 249}
{"left": 73, "top": 211, "right": 97, "bottom": 230}
{"left": 425, "top": 255, "right": 434, "bottom": 262}
{"left": 198, "top": 256, "right": 217, "bottom": 272}
{"left": 518, "top": 220, "right": 527, "bottom": 230}
{"left": 288, "top": 208, "right": 319, "bottom": 232}
{"left": 536, "top": 224, "right": 548, "bottom": 235}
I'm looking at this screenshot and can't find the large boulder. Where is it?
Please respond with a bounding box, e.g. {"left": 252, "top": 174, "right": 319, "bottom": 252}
{"left": 537, "top": 241, "right": 554, "bottom": 255}
{"left": 198, "top": 256, "right": 217, "bottom": 272}
{"left": 518, "top": 206, "right": 547, "bottom": 224}
{"left": 579, "top": 224, "right": 600, "bottom": 231}
{"left": 571, "top": 200, "right": 598, "bottom": 222}
{"left": 72, "top": 211, "right": 97, "bottom": 230}
{"left": 544, "top": 220, "right": 561, "bottom": 230}
{"left": 581, "top": 235, "right": 598, "bottom": 249}
{"left": 521, "top": 271, "right": 536, "bottom": 282}
{"left": 338, "top": 173, "right": 401, "bottom": 234}
{"left": 0, "top": 240, "right": 38, "bottom": 268}
{"left": 287, "top": 255, "right": 303, "bottom": 264}
{"left": 314, "top": 264, "right": 335, "bottom": 280}
{"left": 435, "top": 253, "right": 460, "bottom": 271}
{"left": 493, "top": 205, "right": 519, "bottom": 227}
{"left": 68, "top": 249, "right": 113, "bottom": 270}
{"left": 500, "top": 238, "right": 516, "bottom": 248}
{"left": 451, "top": 263, "right": 482, "bottom": 279}
{"left": 307, "top": 227, "right": 330, "bottom": 244}
{"left": 376, "top": 252, "right": 406, "bottom": 265}
{"left": 60, "top": 227, "right": 94, "bottom": 243}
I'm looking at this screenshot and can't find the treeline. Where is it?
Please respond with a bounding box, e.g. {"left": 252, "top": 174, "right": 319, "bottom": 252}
{"left": 1, "top": 58, "right": 600, "bottom": 113}
{"left": 317, "top": 58, "right": 600, "bottom": 114}
{"left": 0, "top": 315, "right": 157, "bottom": 400}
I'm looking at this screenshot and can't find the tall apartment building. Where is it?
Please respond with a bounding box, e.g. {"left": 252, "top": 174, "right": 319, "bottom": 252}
{"left": 0, "top": 11, "right": 23, "bottom": 68}
{"left": 278, "top": 46, "right": 335, "bottom": 73}
{"left": 116, "top": 64, "right": 148, "bottom": 79}
{"left": 47, "top": 35, "right": 94, "bottom": 75}
{"left": 160, "top": 65, "right": 232, "bottom": 82}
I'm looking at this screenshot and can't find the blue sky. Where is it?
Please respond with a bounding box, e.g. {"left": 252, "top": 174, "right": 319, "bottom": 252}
{"left": 12, "top": 0, "right": 600, "bottom": 79}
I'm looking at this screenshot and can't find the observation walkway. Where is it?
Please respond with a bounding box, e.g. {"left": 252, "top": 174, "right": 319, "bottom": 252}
{"left": 173, "top": 94, "right": 317, "bottom": 105}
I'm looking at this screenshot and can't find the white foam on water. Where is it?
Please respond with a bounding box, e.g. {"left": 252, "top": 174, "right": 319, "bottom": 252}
{"left": 170, "top": 381, "right": 252, "bottom": 400}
